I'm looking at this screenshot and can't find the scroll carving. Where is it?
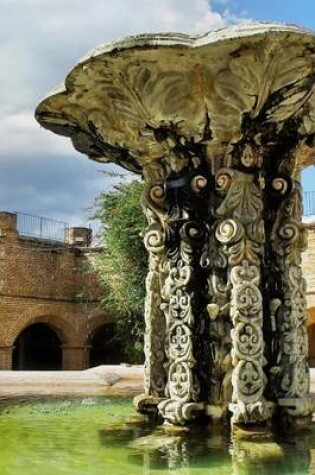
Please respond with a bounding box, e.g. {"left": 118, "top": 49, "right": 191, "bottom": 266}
{"left": 215, "top": 169, "right": 273, "bottom": 424}
{"left": 270, "top": 180, "right": 310, "bottom": 399}
{"left": 158, "top": 156, "right": 211, "bottom": 425}
{"left": 141, "top": 153, "right": 212, "bottom": 425}
{"left": 207, "top": 219, "right": 232, "bottom": 409}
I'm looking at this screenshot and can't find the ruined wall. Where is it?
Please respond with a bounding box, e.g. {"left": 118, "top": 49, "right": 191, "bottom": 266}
{"left": 0, "top": 212, "right": 113, "bottom": 370}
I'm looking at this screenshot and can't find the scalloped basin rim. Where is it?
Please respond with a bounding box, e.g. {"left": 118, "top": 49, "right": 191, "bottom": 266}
{"left": 39, "top": 22, "right": 315, "bottom": 100}
{"left": 42, "top": 22, "right": 315, "bottom": 99}
{"left": 35, "top": 21, "right": 315, "bottom": 171}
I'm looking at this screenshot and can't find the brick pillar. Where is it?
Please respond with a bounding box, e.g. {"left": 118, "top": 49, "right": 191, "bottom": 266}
{"left": 62, "top": 345, "right": 89, "bottom": 370}
{"left": 303, "top": 220, "right": 315, "bottom": 294}
{"left": 0, "top": 212, "right": 18, "bottom": 239}
{"left": 0, "top": 346, "right": 13, "bottom": 370}
{"left": 66, "top": 227, "right": 92, "bottom": 247}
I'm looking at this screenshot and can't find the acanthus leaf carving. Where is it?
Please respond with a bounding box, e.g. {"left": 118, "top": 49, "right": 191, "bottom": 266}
{"left": 213, "top": 167, "right": 271, "bottom": 424}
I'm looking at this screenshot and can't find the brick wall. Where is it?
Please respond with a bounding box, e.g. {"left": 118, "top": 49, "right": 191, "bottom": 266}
{"left": 304, "top": 222, "right": 315, "bottom": 366}
{"left": 0, "top": 212, "right": 113, "bottom": 370}
{"left": 1, "top": 210, "right": 315, "bottom": 369}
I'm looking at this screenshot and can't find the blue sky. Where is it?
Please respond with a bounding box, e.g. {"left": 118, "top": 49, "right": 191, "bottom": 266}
{"left": 223, "top": 0, "right": 315, "bottom": 29}
{"left": 0, "top": 0, "right": 315, "bottom": 224}
{"left": 220, "top": 0, "right": 315, "bottom": 191}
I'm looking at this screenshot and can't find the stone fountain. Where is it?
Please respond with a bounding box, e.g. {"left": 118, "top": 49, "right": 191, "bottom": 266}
{"left": 36, "top": 22, "right": 315, "bottom": 428}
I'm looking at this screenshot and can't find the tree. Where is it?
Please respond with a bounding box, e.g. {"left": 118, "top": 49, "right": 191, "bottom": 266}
{"left": 94, "top": 179, "right": 147, "bottom": 363}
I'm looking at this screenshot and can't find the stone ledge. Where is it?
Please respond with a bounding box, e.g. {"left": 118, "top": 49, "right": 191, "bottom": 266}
{"left": 278, "top": 394, "right": 315, "bottom": 417}
{"left": 0, "top": 365, "right": 144, "bottom": 397}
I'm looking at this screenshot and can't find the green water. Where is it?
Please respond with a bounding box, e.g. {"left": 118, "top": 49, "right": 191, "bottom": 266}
{"left": 0, "top": 397, "right": 314, "bottom": 475}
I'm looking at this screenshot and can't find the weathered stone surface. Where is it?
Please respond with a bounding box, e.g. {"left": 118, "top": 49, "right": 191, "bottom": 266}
{"left": 35, "top": 22, "right": 315, "bottom": 427}
{"left": 278, "top": 394, "right": 315, "bottom": 416}
{"left": 36, "top": 22, "right": 315, "bottom": 173}
{"left": 0, "top": 365, "right": 144, "bottom": 396}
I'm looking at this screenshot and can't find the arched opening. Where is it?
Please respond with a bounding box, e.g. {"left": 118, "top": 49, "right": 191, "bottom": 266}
{"left": 12, "top": 323, "right": 62, "bottom": 370}
{"left": 89, "top": 323, "right": 123, "bottom": 367}
{"left": 308, "top": 323, "right": 315, "bottom": 368}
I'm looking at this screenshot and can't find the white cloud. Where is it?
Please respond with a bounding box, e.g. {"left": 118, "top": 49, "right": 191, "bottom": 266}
{"left": 0, "top": 0, "right": 229, "bottom": 223}
{"left": 1, "top": 111, "right": 75, "bottom": 158}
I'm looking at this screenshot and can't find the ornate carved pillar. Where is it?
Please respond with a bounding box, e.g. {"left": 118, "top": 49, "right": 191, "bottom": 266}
{"left": 141, "top": 164, "right": 167, "bottom": 402}
{"left": 140, "top": 155, "right": 211, "bottom": 425}
{"left": 207, "top": 201, "right": 233, "bottom": 414}
{"left": 269, "top": 177, "right": 312, "bottom": 420}
{"left": 214, "top": 168, "right": 273, "bottom": 424}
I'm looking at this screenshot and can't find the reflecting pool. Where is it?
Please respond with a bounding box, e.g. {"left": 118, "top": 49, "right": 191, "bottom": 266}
{"left": 0, "top": 396, "right": 314, "bottom": 474}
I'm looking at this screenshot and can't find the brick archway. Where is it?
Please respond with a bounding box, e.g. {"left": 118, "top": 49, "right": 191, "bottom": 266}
{"left": 12, "top": 322, "right": 63, "bottom": 370}
{"left": 85, "top": 311, "right": 116, "bottom": 346}
{"left": 1, "top": 309, "right": 87, "bottom": 371}
{"left": 7, "top": 312, "right": 78, "bottom": 348}
{"left": 85, "top": 312, "right": 119, "bottom": 367}
{"left": 88, "top": 323, "right": 124, "bottom": 367}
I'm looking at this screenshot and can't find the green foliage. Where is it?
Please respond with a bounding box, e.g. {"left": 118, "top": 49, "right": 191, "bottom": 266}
{"left": 94, "top": 179, "right": 147, "bottom": 363}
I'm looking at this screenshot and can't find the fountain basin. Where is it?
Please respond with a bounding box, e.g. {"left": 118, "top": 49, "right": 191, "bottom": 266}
{"left": 36, "top": 22, "right": 315, "bottom": 173}
{"left": 1, "top": 395, "right": 315, "bottom": 474}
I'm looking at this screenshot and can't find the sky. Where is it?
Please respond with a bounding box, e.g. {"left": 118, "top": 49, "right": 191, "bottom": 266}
{"left": 1, "top": 0, "right": 315, "bottom": 226}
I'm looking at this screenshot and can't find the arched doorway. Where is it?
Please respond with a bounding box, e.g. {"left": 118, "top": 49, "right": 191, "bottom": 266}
{"left": 308, "top": 324, "right": 315, "bottom": 367}
{"left": 12, "top": 323, "right": 62, "bottom": 370}
{"left": 89, "top": 323, "right": 123, "bottom": 367}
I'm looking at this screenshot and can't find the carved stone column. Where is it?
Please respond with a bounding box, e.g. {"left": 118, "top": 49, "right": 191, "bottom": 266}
{"left": 215, "top": 168, "right": 273, "bottom": 424}
{"left": 207, "top": 201, "right": 233, "bottom": 415}
{"left": 140, "top": 156, "right": 211, "bottom": 425}
{"left": 270, "top": 177, "right": 312, "bottom": 421}
{"left": 140, "top": 164, "right": 167, "bottom": 404}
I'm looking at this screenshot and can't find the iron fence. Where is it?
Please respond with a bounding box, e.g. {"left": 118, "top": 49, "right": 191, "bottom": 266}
{"left": 14, "top": 193, "right": 315, "bottom": 243}
{"left": 303, "top": 191, "right": 315, "bottom": 216}
{"left": 16, "top": 212, "right": 69, "bottom": 242}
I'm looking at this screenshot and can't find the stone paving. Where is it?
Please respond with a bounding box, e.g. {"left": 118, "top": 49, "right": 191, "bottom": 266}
{"left": 0, "top": 366, "right": 314, "bottom": 401}
{"left": 0, "top": 365, "right": 144, "bottom": 397}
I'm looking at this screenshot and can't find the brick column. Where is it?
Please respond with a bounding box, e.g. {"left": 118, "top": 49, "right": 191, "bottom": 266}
{"left": 0, "top": 212, "right": 18, "bottom": 239}
{"left": 66, "top": 227, "right": 92, "bottom": 247}
{"left": 0, "top": 346, "right": 13, "bottom": 370}
{"left": 303, "top": 220, "right": 315, "bottom": 296}
{"left": 62, "top": 345, "right": 89, "bottom": 370}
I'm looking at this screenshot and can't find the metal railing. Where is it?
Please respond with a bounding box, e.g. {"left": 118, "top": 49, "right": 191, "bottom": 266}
{"left": 13, "top": 193, "right": 315, "bottom": 243}
{"left": 303, "top": 191, "right": 315, "bottom": 216}
{"left": 16, "top": 212, "right": 69, "bottom": 243}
